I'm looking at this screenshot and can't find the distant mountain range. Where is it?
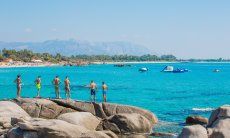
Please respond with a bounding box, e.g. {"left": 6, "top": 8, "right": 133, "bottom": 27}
{"left": 0, "top": 39, "right": 151, "bottom": 56}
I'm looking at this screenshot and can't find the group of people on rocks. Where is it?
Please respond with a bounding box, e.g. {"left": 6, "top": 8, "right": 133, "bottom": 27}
{"left": 14, "top": 75, "right": 108, "bottom": 102}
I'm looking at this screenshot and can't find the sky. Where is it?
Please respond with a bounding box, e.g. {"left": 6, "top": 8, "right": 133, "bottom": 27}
{"left": 0, "top": 0, "right": 230, "bottom": 59}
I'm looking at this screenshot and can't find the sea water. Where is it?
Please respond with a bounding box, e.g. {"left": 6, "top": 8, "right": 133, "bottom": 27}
{"left": 0, "top": 63, "right": 229, "bottom": 134}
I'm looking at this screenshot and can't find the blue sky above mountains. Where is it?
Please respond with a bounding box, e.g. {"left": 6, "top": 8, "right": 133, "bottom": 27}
{"left": 0, "top": 0, "right": 230, "bottom": 58}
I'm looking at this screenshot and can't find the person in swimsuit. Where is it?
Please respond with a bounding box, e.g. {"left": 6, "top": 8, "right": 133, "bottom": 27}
{"left": 52, "top": 76, "right": 61, "bottom": 99}
{"left": 89, "top": 80, "right": 97, "bottom": 102}
{"left": 34, "top": 76, "right": 41, "bottom": 98}
{"left": 14, "top": 75, "right": 22, "bottom": 98}
{"left": 102, "top": 82, "right": 108, "bottom": 102}
{"left": 64, "top": 76, "right": 71, "bottom": 100}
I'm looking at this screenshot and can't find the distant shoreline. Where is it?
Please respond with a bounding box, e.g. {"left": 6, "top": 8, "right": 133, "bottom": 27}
{"left": 92, "top": 61, "right": 230, "bottom": 64}
{"left": 1, "top": 61, "right": 230, "bottom": 68}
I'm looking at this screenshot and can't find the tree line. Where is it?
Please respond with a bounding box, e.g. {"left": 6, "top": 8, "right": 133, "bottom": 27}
{"left": 0, "top": 48, "right": 176, "bottom": 62}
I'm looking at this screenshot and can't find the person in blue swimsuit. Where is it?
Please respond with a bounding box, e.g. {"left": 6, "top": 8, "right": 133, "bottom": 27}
{"left": 102, "top": 82, "right": 108, "bottom": 102}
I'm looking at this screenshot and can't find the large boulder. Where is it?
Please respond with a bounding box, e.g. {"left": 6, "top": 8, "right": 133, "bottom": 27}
{"left": 186, "top": 116, "right": 208, "bottom": 125}
{"left": 106, "top": 113, "right": 152, "bottom": 134}
{"left": 57, "top": 112, "right": 100, "bottom": 130}
{"left": 51, "top": 99, "right": 107, "bottom": 118}
{"left": 102, "top": 103, "right": 158, "bottom": 124}
{"left": 178, "top": 125, "right": 208, "bottom": 138}
{"left": 208, "top": 118, "right": 230, "bottom": 138}
{"left": 13, "top": 98, "right": 75, "bottom": 119}
{"left": 207, "top": 105, "right": 230, "bottom": 138}
{"left": 7, "top": 119, "right": 111, "bottom": 138}
{"left": 208, "top": 105, "right": 230, "bottom": 127}
{"left": 51, "top": 99, "right": 96, "bottom": 115}
{"left": 0, "top": 101, "right": 30, "bottom": 135}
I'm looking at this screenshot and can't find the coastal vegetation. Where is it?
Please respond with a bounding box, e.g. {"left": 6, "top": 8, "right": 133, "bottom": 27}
{"left": 0, "top": 49, "right": 229, "bottom": 64}
{"left": 0, "top": 49, "right": 177, "bottom": 63}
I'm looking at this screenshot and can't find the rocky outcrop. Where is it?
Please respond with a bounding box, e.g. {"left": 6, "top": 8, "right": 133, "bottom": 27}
{"left": 178, "top": 125, "right": 208, "bottom": 138}
{"left": 51, "top": 99, "right": 158, "bottom": 135}
{"left": 105, "top": 113, "right": 152, "bottom": 134}
{"left": 0, "top": 101, "right": 31, "bottom": 135}
{"left": 57, "top": 112, "right": 100, "bottom": 130}
{"left": 12, "top": 98, "right": 76, "bottom": 119}
{"left": 186, "top": 116, "right": 208, "bottom": 125}
{"left": 0, "top": 98, "right": 158, "bottom": 137}
{"left": 179, "top": 105, "right": 230, "bottom": 138}
{"left": 51, "top": 99, "right": 158, "bottom": 125}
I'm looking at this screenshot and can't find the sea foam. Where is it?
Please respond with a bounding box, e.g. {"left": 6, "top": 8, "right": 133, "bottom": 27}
{"left": 192, "top": 107, "right": 214, "bottom": 112}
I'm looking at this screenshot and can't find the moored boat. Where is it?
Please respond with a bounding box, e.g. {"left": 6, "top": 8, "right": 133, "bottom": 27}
{"left": 162, "top": 66, "right": 174, "bottom": 72}
{"left": 139, "top": 67, "right": 148, "bottom": 72}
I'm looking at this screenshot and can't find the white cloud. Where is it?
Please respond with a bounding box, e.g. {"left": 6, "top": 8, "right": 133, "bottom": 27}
{"left": 25, "top": 28, "right": 32, "bottom": 33}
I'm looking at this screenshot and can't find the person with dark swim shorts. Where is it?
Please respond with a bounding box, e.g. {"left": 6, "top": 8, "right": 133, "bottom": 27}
{"left": 14, "top": 75, "right": 22, "bottom": 98}
{"left": 52, "top": 76, "right": 61, "bottom": 99}
{"left": 89, "top": 80, "right": 97, "bottom": 102}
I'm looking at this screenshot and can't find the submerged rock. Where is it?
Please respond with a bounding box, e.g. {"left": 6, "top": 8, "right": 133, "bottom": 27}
{"left": 186, "top": 116, "right": 208, "bottom": 125}
{"left": 57, "top": 112, "right": 100, "bottom": 130}
{"left": 13, "top": 98, "right": 76, "bottom": 119}
{"left": 150, "top": 132, "right": 177, "bottom": 137}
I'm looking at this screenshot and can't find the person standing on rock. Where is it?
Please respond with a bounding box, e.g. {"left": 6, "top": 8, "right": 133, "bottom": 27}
{"left": 52, "top": 76, "right": 61, "bottom": 99}
{"left": 90, "top": 80, "right": 97, "bottom": 102}
{"left": 64, "top": 76, "right": 71, "bottom": 100}
{"left": 102, "top": 82, "right": 108, "bottom": 102}
{"left": 14, "top": 75, "right": 22, "bottom": 98}
{"left": 34, "top": 76, "right": 41, "bottom": 98}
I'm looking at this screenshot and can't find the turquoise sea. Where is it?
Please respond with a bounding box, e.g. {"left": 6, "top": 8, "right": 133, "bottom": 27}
{"left": 0, "top": 63, "right": 230, "bottom": 134}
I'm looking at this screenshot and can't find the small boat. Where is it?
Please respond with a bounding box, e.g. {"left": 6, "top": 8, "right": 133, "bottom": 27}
{"left": 162, "top": 66, "right": 189, "bottom": 73}
{"left": 139, "top": 67, "right": 148, "bottom": 72}
{"left": 162, "top": 66, "right": 174, "bottom": 72}
{"left": 213, "top": 69, "right": 220, "bottom": 72}
{"left": 173, "top": 68, "right": 188, "bottom": 73}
